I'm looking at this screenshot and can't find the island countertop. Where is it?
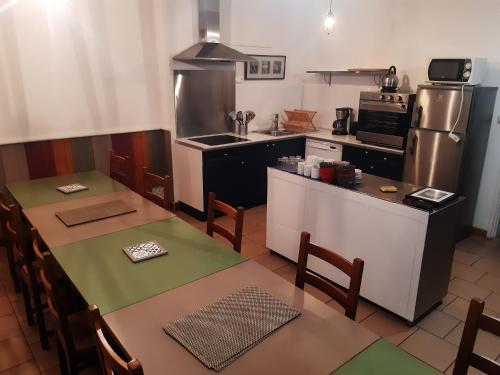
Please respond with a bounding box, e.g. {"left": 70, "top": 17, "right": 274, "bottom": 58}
{"left": 270, "top": 167, "right": 463, "bottom": 213}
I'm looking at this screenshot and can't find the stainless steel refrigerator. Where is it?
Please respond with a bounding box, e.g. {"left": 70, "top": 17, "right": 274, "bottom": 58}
{"left": 403, "top": 84, "right": 497, "bottom": 230}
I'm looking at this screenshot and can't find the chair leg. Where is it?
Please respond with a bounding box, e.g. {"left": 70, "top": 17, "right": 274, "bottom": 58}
{"left": 33, "top": 285, "right": 49, "bottom": 350}
{"left": 57, "top": 337, "right": 69, "bottom": 375}
{"left": 20, "top": 280, "right": 35, "bottom": 326}
{"left": 5, "top": 244, "right": 21, "bottom": 293}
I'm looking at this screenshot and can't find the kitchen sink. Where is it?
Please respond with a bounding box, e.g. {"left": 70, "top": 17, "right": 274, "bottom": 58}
{"left": 256, "top": 129, "right": 297, "bottom": 137}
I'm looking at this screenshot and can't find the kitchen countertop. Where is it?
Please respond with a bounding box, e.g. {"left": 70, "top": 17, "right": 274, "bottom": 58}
{"left": 271, "top": 167, "right": 464, "bottom": 213}
{"left": 176, "top": 129, "right": 405, "bottom": 156}
{"left": 274, "top": 167, "right": 419, "bottom": 207}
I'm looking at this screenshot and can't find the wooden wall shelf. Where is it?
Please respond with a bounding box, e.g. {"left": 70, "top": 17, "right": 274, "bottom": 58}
{"left": 306, "top": 69, "right": 387, "bottom": 86}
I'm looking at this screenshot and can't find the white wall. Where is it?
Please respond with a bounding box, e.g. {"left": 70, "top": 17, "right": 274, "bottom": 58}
{"left": 229, "top": 0, "right": 500, "bottom": 234}
{"left": 0, "top": 0, "right": 184, "bottom": 144}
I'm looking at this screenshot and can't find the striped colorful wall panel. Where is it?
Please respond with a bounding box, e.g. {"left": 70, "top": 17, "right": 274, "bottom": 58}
{"left": 0, "top": 144, "right": 30, "bottom": 184}
{"left": 0, "top": 130, "right": 173, "bottom": 195}
{"left": 24, "top": 141, "right": 57, "bottom": 179}
{"left": 52, "top": 139, "right": 75, "bottom": 176}
{"left": 91, "top": 135, "right": 112, "bottom": 175}
{"left": 71, "top": 137, "right": 95, "bottom": 173}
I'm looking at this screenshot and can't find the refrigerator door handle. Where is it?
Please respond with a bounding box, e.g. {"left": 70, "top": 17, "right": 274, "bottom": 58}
{"left": 414, "top": 106, "right": 423, "bottom": 128}
{"left": 409, "top": 133, "right": 418, "bottom": 155}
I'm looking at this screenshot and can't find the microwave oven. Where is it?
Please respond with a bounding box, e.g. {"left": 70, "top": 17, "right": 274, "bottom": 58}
{"left": 427, "top": 58, "right": 486, "bottom": 85}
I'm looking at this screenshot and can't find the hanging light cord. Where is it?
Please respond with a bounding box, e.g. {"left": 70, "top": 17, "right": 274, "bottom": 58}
{"left": 329, "top": 0, "right": 333, "bottom": 14}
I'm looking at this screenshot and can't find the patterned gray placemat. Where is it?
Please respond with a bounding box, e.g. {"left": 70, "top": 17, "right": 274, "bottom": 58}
{"left": 163, "top": 285, "right": 301, "bottom": 372}
{"left": 55, "top": 199, "right": 136, "bottom": 227}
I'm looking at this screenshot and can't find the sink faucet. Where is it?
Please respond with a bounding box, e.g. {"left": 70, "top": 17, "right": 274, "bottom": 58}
{"left": 271, "top": 113, "right": 279, "bottom": 131}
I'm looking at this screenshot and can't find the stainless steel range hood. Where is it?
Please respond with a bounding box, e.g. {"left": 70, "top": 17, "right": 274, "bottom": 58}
{"left": 173, "top": 0, "right": 255, "bottom": 63}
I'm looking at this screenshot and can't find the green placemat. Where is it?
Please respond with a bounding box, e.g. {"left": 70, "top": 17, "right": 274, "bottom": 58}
{"left": 332, "top": 340, "right": 441, "bottom": 375}
{"left": 51, "top": 218, "right": 246, "bottom": 315}
{"left": 6, "top": 171, "right": 127, "bottom": 208}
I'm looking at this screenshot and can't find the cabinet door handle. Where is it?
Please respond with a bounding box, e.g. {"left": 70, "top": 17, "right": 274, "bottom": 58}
{"left": 330, "top": 146, "right": 336, "bottom": 150}
{"left": 241, "top": 161, "right": 245, "bottom": 165}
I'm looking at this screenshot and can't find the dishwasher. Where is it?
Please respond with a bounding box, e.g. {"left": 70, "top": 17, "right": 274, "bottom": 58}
{"left": 305, "top": 139, "right": 343, "bottom": 160}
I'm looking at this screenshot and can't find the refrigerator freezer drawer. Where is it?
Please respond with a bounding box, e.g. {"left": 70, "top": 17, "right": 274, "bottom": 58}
{"left": 412, "top": 85, "right": 472, "bottom": 133}
{"left": 403, "top": 128, "right": 465, "bottom": 192}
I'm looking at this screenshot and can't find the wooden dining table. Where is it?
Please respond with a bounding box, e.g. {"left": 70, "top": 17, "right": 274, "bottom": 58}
{"left": 50, "top": 218, "right": 246, "bottom": 314}
{"left": 23, "top": 189, "right": 175, "bottom": 247}
{"left": 8, "top": 171, "right": 441, "bottom": 374}
{"left": 6, "top": 171, "right": 127, "bottom": 208}
{"left": 104, "top": 260, "right": 377, "bottom": 375}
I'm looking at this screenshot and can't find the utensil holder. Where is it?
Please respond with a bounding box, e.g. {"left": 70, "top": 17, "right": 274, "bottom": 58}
{"left": 238, "top": 124, "right": 248, "bottom": 136}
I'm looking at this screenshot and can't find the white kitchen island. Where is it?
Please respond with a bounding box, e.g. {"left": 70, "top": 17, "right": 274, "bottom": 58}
{"left": 266, "top": 168, "right": 464, "bottom": 324}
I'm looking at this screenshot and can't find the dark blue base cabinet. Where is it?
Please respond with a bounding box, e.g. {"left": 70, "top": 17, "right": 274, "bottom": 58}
{"left": 202, "top": 138, "right": 305, "bottom": 214}
{"left": 342, "top": 145, "right": 404, "bottom": 181}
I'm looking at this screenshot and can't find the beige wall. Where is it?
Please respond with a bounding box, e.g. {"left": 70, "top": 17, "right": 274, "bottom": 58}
{"left": 0, "top": 0, "right": 188, "bottom": 144}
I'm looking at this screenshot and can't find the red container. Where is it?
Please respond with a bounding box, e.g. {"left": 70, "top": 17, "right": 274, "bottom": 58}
{"left": 319, "top": 167, "right": 336, "bottom": 184}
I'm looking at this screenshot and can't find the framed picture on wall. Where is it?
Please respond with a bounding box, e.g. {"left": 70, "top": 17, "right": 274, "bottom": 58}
{"left": 244, "top": 55, "right": 286, "bottom": 80}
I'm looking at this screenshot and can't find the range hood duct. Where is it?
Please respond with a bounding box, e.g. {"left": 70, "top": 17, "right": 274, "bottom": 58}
{"left": 173, "top": 0, "right": 255, "bottom": 63}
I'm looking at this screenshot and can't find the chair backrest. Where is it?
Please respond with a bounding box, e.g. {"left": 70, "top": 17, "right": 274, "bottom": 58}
{"left": 5, "top": 204, "right": 33, "bottom": 268}
{"left": 88, "top": 304, "right": 144, "bottom": 375}
{"left": 142, "top": 167, "right": 174, "bottom": 211}
{"left": 295, "top": 231, "right": 364, "bottom": 320}
{"left": 109, "top": 152, "right": 132, "bottom": 188}
{"left": 0, "top": 192, "right": 11, "bottom": 245}
{"left": 32, "top": 228, "right": 77, "bottom": 353}
{"left": 453, "top": 298, "right": 500, "bottom": 375}
{"left": 206, "top": 192, "right": 244, "bottom": 253}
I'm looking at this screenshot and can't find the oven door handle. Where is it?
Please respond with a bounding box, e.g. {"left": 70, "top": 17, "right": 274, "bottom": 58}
{"left": 359, "top": 101, "right": 407, "bottom": 114}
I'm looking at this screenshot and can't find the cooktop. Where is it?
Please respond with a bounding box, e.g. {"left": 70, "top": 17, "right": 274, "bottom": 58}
{"left": 188, "top": 135, "right": 250, "bottom": 146}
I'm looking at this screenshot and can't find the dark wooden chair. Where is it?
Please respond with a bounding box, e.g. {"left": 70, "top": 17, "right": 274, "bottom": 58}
{"left": 109, "top": 152, "right": 133, "bottom": 188}
{"left": 5, "top": 204, "right": 50, "bottom": 349}
{"left": 295, "top": 231, "right": 364, "bottom": 320}
{"left": 142, "top": 166, "right": 174, "bottom": 211}
{"left": 453, "top": 298, "right": 500, "bottom": 375}
{"left": 32, "top": 229, "right": 98, "bottom": 375}
{"left": 206, "top": 192, "right": 244, "bottom": 253}
{"left": 88, "top": 304, "right": 144, "bottom": 375}
{"left": 0, "top": 192, "right": 21, "bottom": 292}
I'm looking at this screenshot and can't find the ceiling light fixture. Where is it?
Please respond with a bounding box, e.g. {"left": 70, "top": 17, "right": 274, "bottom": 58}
{"left": 324, "top": 0, "right": 335, "bottom": 35}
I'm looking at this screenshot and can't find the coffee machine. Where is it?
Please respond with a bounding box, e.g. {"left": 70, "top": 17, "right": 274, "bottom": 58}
{"left": 332, "top": 107, "right": 353, "bottom": 135}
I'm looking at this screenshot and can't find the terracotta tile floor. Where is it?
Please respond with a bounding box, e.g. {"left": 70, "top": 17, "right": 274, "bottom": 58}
{"left": 1, "top": 205, "right": 499, "bottom": 374}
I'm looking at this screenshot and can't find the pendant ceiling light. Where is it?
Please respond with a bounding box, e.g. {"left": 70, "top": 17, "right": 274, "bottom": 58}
{"left": 324, "top": 0, "right": 335, "bottom": 34}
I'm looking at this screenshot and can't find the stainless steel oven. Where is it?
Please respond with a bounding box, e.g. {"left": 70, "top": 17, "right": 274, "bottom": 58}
{"left": 356, "top": 91, "right": 415, "bottom": 149}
